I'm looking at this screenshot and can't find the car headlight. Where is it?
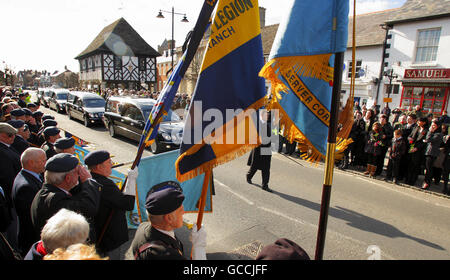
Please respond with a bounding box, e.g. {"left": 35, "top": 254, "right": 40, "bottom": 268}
{"left": 89, "top": 113, "right": 95, "bottom": 117}
{"left": 162, "top": 132, "right": 172, "bottom": 141}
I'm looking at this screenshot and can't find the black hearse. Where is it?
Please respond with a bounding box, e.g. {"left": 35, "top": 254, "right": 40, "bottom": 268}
{"left": 103, "top": 96, "right": 184, "bottom": 154}
{"left": 66, "top": 91, "right": 106, "bottom": 127}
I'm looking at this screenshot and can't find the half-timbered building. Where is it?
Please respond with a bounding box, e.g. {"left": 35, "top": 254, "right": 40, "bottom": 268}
{"left": 75, "top": 17, "right": 160, "bottom": 91}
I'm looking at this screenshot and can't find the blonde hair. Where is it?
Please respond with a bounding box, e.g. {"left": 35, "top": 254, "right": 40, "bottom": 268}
{"left": 43, "top": 243, "right": 108, "bottom": 260}
{"left": 41, "top": 208, "right": 89, "bottom": 253}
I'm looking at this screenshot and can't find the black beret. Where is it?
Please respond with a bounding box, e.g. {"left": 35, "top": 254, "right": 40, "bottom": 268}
{"left": 43, "top": 119, "right": 57, "bottom": 127}
{"left": 22, "top": 108, "right": 33, "bottom": 116}
{"left": 33, "top": 111, "right": 44, "bottom": 117}
{"left": 27, "top": 103, "right": 37, "bottom": 108}
{"left": 84, "top": 150, "right": 110, "bottom": 166}
{"left": 10, "top": 108, "right": 25, "bottom": 116}
{"left": 54, "top": 137, "right": 75, "bottom": 149}
{"left": 45, "top": 153, "right": 79, "bottom": 172}
{"left": 7, "top": 120, "right": 25, "bottom": 129}
{"left": 43, "top": 126, "right": 60, "bottom": 137}
{"left": 42, "top": 115, "right": 55, "bottom": 121}
{"left": 145, "top": 181, "right": 185, "bottom": 215}
{"left": 256, "top": 238, "right": 310, "bottom": 260}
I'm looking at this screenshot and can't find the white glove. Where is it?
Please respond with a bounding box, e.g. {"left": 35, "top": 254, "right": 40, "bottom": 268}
{"left": 190, "top": 223, "right": 207, "bottom": 260}
{"left": 123, "top": 168, "right": 138, "bottom": 196}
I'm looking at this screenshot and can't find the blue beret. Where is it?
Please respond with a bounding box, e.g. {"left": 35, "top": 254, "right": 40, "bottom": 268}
{"left": 10, "top": 109, "right": 25, "bottom": 116}
{"left": 42, "top": 115, "right": 55, "bottom": 121}
{"left": 22, "top": 108, "right": 32, "bottom": 116}
{"left": 33, "top": 111, "right": 44, "bottom": 117}
{"left": 45, "top": 153, "right": 79, "bottom": 172}
{"left": 43, "top": 126, "right": 60, "bottom": 137}
{"left": 43, "top": 119, "right": 57, "bottom": 127}
{"left": 145, "top": 181, "right": 185, "bottom": 215}
{"left": 7, "top": 120, "right": 25, "bottom": 129}
{"left": 84, "top": 150, "right": 110, "bottom": 166}
{"left": 54, "top": 137, "right": 75, "bottom": 149}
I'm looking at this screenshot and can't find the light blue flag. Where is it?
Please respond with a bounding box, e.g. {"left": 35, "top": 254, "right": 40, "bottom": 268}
{"left": 259, "top": 0, "right": 349, "bottom": 162}
{"left": 126, "top": 149, "right": 213, "bottom": 228}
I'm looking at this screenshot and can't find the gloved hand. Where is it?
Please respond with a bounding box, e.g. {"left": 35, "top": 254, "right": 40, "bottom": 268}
{"left": 190, "top": 223, "right": 207, "bottom": 260}
{"left": 123, "top": 168, "right": 139, "bottom": 196}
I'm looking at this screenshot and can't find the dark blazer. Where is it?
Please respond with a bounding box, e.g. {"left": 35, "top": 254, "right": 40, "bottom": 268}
{"left": 91, "top": 172, "right": 134, "bottom": 253}
{"left": 409, "top": 126, "right": 428, "bottom": 152}
{"left": 12, "top": 169, "right": 43, "bottom": 254}
{"left": 12, "top": 135, "right": 30, "bottom": 155}
{"left": 0, "top": 142, "right": 21, "bottom": 204}
{"left": 130, "top": 222, "right": 185, "bottom": 260}
{"left": 40, "top": 142, "right": 57, "bottom": 159}
{"left": 30, "top": 180, "right": 101, "bottom": 242}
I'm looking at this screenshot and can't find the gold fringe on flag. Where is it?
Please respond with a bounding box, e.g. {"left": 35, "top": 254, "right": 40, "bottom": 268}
{"left": 175, "top": 97, "right": 267, "bottom": 182}
{"left": 259, "top": 55, "right": 353, "bottom": 163}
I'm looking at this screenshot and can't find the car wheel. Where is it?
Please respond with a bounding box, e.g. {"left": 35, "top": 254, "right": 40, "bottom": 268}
{"left": 150, "top": 140, "right": 162, "bottom": 154}
{"left": 108, "top": 124, "right": 116, "bottom": 137}
{"left": 84, "top": 115, "right": 91, "bottom": 127}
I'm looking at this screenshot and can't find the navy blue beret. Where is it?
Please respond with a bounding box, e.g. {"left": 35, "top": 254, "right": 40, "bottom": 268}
{"left": 22, "top": 108, "right": 32, "bottom": 116}
{"left": 43, "top": 126, "right": 60, "bottom": 137}
{"left": 42, "top": 115, "right": 55, "bottom": 121}
{"left": 145, "top": 181, "right": 185, "bottom": 215}
{"left": 10, "top": 108, "right": 25, "bottom": 116}
{"left": 256, "top": 238, "right": 310, "bottom": 260}
{"left": 54, "top": 137, "right": 75, "bottom": 149}
{"left": 7, "top": 120, "right": 25, "bottom": 129}
{"left": 84, "top": 150, "right": 110, "bottom": 166}
{"left": 45, "top": 153, "right": 79, "bottom": 172}
{"left": 33, "top": 111, "right": 44, "bottom": 117}
{"left": 43, "top": 119, "right": 57, "bottom": 127}
{"left": 27, "top": 103, "right": 37, "bottom": 108}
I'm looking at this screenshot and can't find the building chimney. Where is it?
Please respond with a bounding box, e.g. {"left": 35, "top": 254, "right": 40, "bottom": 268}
{"left": 259, "top": 7, "right": 266, "bottom": 28}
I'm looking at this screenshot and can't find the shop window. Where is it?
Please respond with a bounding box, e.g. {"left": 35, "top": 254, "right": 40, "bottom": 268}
{"left": 415, "top": 28, "right": 441, "bottom": 63}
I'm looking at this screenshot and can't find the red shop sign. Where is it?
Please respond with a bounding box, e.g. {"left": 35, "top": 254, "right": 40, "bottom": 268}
{"left": 404, "top": 68, "right": 450, "bottom": 79}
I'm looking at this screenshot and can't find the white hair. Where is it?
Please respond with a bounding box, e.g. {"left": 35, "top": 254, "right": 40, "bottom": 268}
{"left": 44, "top": 170, "right": 72, "bottom": 186}
{"left": 41, "top": 208, "right": 90, "bottom": 253}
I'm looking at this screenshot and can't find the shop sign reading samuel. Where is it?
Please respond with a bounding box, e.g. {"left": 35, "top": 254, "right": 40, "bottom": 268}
{"left": 404, "top": 68, "right": 450, "bottom": 80}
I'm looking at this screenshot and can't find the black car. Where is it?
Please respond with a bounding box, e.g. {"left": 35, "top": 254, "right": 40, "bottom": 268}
{"left": 47, "top": 88, "right": 70, "bottom": 113}
{"left": 37, "top": 88, "right": 52, "bottom": 107}
{"left": 66, "top": 91, "right": 106, "bottom": 127}
{"left": 103, "top": 96, "right": 184, "bottom": 154}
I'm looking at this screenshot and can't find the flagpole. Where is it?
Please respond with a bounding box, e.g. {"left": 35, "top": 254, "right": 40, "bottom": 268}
{"left": 189, "top": 168, "right": 211, "bottom": 259}
{"left": 314, "top": 52, "right": 344, "bottom": 260}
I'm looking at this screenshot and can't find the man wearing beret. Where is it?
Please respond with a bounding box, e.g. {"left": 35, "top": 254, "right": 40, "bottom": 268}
{"left": 8, "top": 120, "right": 31, "bottom": 155}
{"left": 84, "top": 150, "right": 137, "bottom": 259}
{"left": 17, "top": 93, "right": 27, "bottom": 108}
{"left": 41, "top": 126, "right": 61, "bottom": 159}
{"left": 30, "top": 153, "right": 102, "bottom": 242}
{"left": 256, "top": 238, "right": 310, "bottom": 260}
{"left": 10, "top": 108, "right": 26, "bottom": 121}
{"left": 0, "top": 123, "right": 22, "bottom": 249}
{"left": 54, "top": 137, "right": 76, "bottom": 154}
{"left": 129, "top": 181, "right": 207, "bottom": 260}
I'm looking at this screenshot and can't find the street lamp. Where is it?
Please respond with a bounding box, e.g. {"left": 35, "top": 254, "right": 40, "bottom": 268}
{"left": 384, "top": 68, "right": 398, "bottom": 107}
{"left": 156, "top": 7, "right": 189, "bottom": 70}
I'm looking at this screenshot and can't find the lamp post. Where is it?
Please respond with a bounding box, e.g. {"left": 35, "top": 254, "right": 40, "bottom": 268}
{"left": 157, "top": 7, "right": 189, "bottom": 70}
{"left": 384, "top": 68, "right": 398, "bottom": 107}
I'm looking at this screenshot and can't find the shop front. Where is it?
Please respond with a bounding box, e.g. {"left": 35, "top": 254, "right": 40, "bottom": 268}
{"left": 399, "top": 68, "right": 450, "bottom": 116}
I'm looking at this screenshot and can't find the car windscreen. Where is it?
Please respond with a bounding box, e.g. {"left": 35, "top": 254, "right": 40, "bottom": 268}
{"left": 44, "top": 91, "right": 52, "bottom": 97}
{"left": 84, "top": 98, "right": 106, "bottom": 108}
{"left": 142, "top": 107, "right": 181, "bottom": 122}
{"left": 56, "top": 93, "right": 68, "bottom": 100}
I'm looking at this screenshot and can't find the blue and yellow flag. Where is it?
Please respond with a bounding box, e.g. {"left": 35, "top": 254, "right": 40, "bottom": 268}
{"left": 176, "top": 0, "right": 267, "bottom": 182}
{"left": 259, "top": 0, "right": 350, "bottom": 162}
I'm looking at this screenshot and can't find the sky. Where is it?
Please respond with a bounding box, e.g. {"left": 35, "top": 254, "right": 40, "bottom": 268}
{"left": 0, "top": 0, "right": 407, "bottom": 74}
